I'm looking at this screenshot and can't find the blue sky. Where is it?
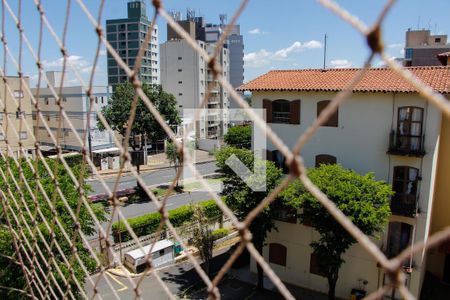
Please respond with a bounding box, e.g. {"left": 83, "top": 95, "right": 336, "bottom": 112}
{"left": 1, "top": 0, "right": 449, "bottom": 87}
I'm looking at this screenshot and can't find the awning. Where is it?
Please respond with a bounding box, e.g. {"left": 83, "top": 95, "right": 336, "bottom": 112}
{"left": 92, "top": 147, "right": 120, "bottom": 154}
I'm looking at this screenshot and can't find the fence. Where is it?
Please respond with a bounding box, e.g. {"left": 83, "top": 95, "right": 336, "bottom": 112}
{"left": 0, "top": 0, "right": 450, "bottom": 299}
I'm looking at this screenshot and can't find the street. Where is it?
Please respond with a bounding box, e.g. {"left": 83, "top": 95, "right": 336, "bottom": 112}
{"left": 88, "top": 162, "right": 218, "bottom": 195}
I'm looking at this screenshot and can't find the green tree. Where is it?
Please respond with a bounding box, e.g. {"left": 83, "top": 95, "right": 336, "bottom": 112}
{"left": 0, "top": 157, "right": 106, "bottom": 299}
{"left": 281, "top": 164, "right": 392, "bottom": 300}
{"left": 224, "top": 125, "right": 251, "bottom": 149}
{"left": 215, "top": 147, "right": 284, "bottom": 289}
{"left": 190, "top": 204, "right": 214, "bottom": 277}
{"left": 98, "top": 82, "right": 180, "bottom": 149}
{"left": 165, "top": 141, "right": 182, "bottom": 188}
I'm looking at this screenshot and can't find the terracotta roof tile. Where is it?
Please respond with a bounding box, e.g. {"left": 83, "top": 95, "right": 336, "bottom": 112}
{"left": 237, "top": 67, "right": 450, "bottom": 93}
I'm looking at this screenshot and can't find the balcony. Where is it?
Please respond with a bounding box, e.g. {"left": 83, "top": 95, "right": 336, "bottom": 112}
{"left": 388, "top": 130, "right": 425, "bottom": 157}
{"left": 390, "top": 196, "right": 417, "bottom": 217}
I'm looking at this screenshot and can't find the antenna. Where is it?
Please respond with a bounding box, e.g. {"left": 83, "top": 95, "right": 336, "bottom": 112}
{"left": 219, "top": 14, "right": 227, "bottom": 26}
{"left": 323, "top": 33, "right": 327, "bottom": 69}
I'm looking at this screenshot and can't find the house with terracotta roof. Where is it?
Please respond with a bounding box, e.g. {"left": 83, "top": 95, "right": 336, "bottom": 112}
{"left": 238, "top": 66, "right": 450, "bottom": 299}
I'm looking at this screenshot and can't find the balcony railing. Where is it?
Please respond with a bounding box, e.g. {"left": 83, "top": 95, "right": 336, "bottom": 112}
{"left": 390, "top": 196, "right": 417, "bottom": 217}
{"left": 388, "top": 130, "right": 425, "bottom": 157}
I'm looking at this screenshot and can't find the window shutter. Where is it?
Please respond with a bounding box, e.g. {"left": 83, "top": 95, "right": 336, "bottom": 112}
{"left": 290, "top": 100, "right": 301, "bottom": 124}
{"left": 317, "top": 100, "right": 338, "bottom": 127}
{"left": 315, "top": 154, "right": 337, "bottom": 167}
{"left": 269, "top": 243, "right": 287, "bottom": 266}
{"left": 263, "top": 99, "right": 272, "bottom": 123}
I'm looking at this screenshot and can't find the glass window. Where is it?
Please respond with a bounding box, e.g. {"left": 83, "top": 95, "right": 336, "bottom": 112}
{"left": 386, "top": 222, "right": 412, "bottom": 258}
{"left": 397, "top": 107, "right": 423, "bottom": 151}
{"left": 272, "top": 100, "right": 290, "bottom": 123}
{"left": 19, "top": 131, "right": 27, "bottom": 140}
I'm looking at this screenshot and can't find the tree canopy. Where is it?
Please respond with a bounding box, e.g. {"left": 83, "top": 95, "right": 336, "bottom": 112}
{"left": 215, "top": 146, "right": 284, "bottom": 288}
{"left": 98, "top": 82, "right": 180, "bottom": 147}
{"left": 0, "top": 157, "right": 106, "bottom": 299}
{"left": 224, "top": 125, "right": 251, "bottom": 149}
{"left": 281, "top": 164, "right": 392, "bottom": 299}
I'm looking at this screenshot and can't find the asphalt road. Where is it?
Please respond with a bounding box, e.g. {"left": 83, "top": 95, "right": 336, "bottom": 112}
{"left": 88, "top": 162, "right": 218, "bottom": 195}
{"left": 110, "top": 191, "right": 215, "bottom": 221}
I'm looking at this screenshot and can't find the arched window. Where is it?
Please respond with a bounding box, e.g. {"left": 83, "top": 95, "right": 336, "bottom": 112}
{"left": 315, "top": 154, "right": 337, "bottom": 168}
{"left": 392, "top": 166, "right": 419, "bottom": 216}
{"left": 317, "top": 100, "right": 338, "bottom": 127}
{"left": 386, "top": 222, "right": 412, "bottom": 258}
{"left": 269, "top": 243, "right": 287, "bottom": 266}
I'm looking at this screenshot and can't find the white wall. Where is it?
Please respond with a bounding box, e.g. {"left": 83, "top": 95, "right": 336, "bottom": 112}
{"left": 250, "top": 90, "right": 442, "bottom": 299}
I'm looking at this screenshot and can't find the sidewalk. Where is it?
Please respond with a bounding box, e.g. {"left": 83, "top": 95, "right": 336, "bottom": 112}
{"left": 94, "top": 149, "right": 215, "bottom": 177}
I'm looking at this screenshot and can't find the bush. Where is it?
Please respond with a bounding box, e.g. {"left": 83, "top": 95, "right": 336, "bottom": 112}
{"left": 211, "top": 228, "right": 229, "bottom": 241}
{"left": 112, "top": 199, "right": 223, "bottom": 242}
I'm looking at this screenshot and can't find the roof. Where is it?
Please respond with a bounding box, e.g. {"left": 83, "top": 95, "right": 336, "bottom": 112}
{"left": 237, "top": 67, "right": 450, "bottom": 93}
{"left": 125, "top": 240, "right": 174, "bottom": 260}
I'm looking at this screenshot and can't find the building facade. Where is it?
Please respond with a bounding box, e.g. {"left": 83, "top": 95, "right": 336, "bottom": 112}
{"left": 160, "top": 39, "right": 229, "bottom": 141}
{"left": 168, "top": 11, "right": 244, "bottom": 92}
{"left": 238, "top": 67, "right": 450, "bottom": 299}
{"left": 31, "top": 71, "right": 114, "bottom": 152}
{"left": 0, "top": 77, "right": 35, "bottom": 158}
{"left": 106, "top": 0, "right": 159, "bottom": 85}
{"left": 404, "top": 29, "right": 450, "bottom": 67}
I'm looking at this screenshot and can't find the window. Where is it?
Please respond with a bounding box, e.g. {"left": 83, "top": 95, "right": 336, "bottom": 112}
{"left": 392, "top": 166, "right": 419, "bottom": 216}
{"left": 317, "top": 100, "right": 338, "bottom": 127}
{"left": 44, "top": 97, "right": 49, "bottom": 105}
{"left": 158, "top": 249, "right": 164, "bottom": 256}
{"left": 178, "top": 57, "right": 182, "bottom": 60}
{"left": 95, "top": 97, "right": 98, "bottom": 104}
{"left": 19, "top": 131, "right": 27, "bottom": 140}
{"left": 178, "top": 81, "right": 182, "bottom": 84}
{"left": 386, "top": 222, "right": 412, "bottom": 258}
{"left": 0, "top": 112, "right": 3, "bottom": 121}
{"left": 0, "top": 132, "right": 4, "bottom": 141}
{"left": 178, "top": 69, "right": 182, "bottom": 72}
{"left": 14, "top": 90, "right": 24, "bottom": 99}
{"left": 269, "top": 243, "right": 287, "bottom": 266}
{"left": 315, "top": 154, "right": 337, "bottom": 168}
{"left": 263, "top": 99, "right": 300, "bottom": 124}
{"left": 62, "top": 97, "right": 67, "bottom": 102}
{"left": 178, "top": 93, "right": 183, "bottom": 96}
{"left": 310, "top": 253, "right": 326, "bottom": 277}
{"left": 397, "top": 106, "right": 423, "bottom": 152}
{"left": 435, "top": 37, "right": 441, "bottom": 43}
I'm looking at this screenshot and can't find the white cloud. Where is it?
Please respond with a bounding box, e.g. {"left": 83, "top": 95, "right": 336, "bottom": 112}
{"left": 330, "top": 59, "right": 352, "bottom": 68}
{"left": 42, "top": 55, "right": 93, "bottom": 74}
{"left": 387, "top": 43, "right": 403, "bottom": 48}
{"left": 248, "top": 28, "right": 268, "bottom": 35}
{"left": 244, "top": 40, "right": 322, "bottom": 68}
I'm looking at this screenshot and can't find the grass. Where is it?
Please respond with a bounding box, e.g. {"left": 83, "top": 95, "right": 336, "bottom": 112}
{"left": 183, "top": 178, "right": 224, "bottom": 191}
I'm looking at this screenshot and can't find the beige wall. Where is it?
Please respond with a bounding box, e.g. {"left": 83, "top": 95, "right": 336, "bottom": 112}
{"left": 426, "top": 114, "right": 450, "bottom": 278}
{"left": 250, "top": 90, "right": 443, "bottom": 299}
{"left": 0, "top": 77, "right": 35, "bottom": 157}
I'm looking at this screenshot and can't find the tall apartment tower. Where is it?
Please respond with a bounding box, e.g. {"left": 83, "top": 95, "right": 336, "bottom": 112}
{"left": 106, "top": 0, "right": 159, "bottom": 86}
{"left": 167, "top": 11, "right": 244, "bottom": 91}
{"left": 160, "top": 39, "right": 229, "bottom": 141}
{"left": 404, "top": 29, "right": 450, "bottom": 66}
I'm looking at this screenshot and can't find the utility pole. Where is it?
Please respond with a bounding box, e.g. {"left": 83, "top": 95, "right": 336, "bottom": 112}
{"left": 323, "top": 33, "right": 328, "bottom": 70}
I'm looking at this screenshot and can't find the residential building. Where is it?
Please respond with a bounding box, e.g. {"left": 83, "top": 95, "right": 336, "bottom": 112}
{"left": 0, "top": 76, "right": 35, "bottom": 158}
{"left": 31, "top": 71, "right": 114, "bottom": 152}
{"left": 106, "top": 0, "right": 159, "bottom": 86}
{"left": 168, "top": 11, "right": 244, "bottom": 93}
{"left": 160, "top": 39, "right": 229, "bottom": 142}
{"left": 404, "top": 29, "right": 450, "bottom": 66}
{"left": 238, "top": 67, "right": 450, "bottom": 299}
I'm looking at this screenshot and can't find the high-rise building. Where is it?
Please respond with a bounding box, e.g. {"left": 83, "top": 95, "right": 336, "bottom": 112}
{"left": 106, "top": 0, "right": 159, "bottom": 86}
{"left": 160, "top": 39, "right": 229, "bottom": 141}
{"left": 404, "top": 29, "right": 450, "bottom": 66}
{"left": 167, "top": 11, "right": 244, "bottom": 92}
